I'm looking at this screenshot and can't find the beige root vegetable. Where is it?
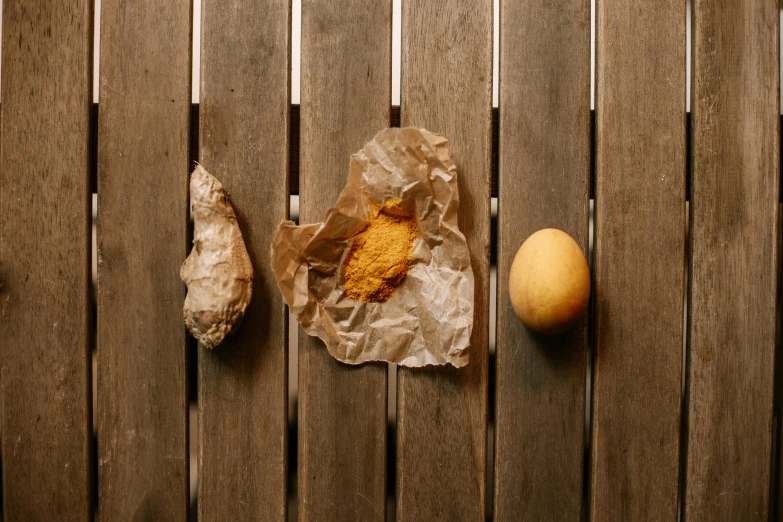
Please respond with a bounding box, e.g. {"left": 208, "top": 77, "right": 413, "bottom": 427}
{"left": 180, "top": 165, "right": 253, "bottom": 348}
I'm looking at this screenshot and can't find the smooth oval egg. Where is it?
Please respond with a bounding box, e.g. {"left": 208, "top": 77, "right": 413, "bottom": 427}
{"left": 508, "top": 228, "right": 590, "bottom": 335}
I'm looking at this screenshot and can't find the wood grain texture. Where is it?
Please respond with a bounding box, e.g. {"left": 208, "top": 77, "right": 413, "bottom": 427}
{"left": 779, "top": 206, "right": 783, "bottom": 522}
{"left": 96, "top": 0, "right": 191, "bottom": 519}
{"left": 494, "top": 0, "right": 590, "bottom": 519}
{"left": 94, "top": 103, "right": 534, "bottom": 200}
{"left": 686, "top": 2, "right": 779, "bottom": 519}
{"left": 591, "top": 1, "right": 686, "bottom": 520}
{"left": 198, "top": 0, "right": 290, "bottom": 520}
{"left": 0, "top": 2, "right": 93, "bottom": 520}
{"left": 297, "top": 2, "right": 391, "bottom": 520}
{"left": 396, "top": 1, "right": 492, "bottom": 520}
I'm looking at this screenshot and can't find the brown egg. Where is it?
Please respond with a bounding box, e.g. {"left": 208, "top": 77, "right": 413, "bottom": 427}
{"left": 508, "top": 228, "right": 590, "bottom": 334}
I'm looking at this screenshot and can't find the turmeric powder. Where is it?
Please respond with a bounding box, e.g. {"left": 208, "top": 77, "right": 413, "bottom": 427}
{"left": 342, "top": 199, "right": 418, "bottom": 302}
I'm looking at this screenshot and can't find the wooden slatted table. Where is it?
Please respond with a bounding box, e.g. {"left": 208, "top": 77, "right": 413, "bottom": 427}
{"left": 0, "top": 1, "right": 780, "bottom": 521}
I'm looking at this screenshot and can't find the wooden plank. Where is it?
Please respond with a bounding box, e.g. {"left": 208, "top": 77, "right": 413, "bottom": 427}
{"left": 779, "top": 205, "right": 783, "bottom": 522}
{"left": 96, "top": 0, "right": 191, "bottom": 519}
{"left": 197, "top": 0, "right": 290, "bottom": 520}
{"left": 494, "top": 0, "right": 590, "bottom": 519}
{"left": 590, "top": 1, "right": 686, "bottom": 520}
{"left": 297, "top": 1, "right": 391, "bottom": 520}
{"left": 0, "top": 2, "right": 93, "bottom": 520}
{"left": 396, "top": 1, "right": 492, "bottom": 520}
{"left": 685, "top": 2, "right": 779, "bottom": 519}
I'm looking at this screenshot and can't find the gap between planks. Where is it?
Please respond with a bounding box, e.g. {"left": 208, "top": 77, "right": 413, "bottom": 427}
{"left": 0, "top": 101, "right": 766, "bottom": 204}
{"left": 71, "top": 105, "right": 770, "bottom": 203}
{"left": 72, "top": 104, "right": 684, "bottom": 201}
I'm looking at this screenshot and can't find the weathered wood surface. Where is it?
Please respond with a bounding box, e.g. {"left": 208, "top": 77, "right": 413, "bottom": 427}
{"left": 94, "top": 103, "right": 585, "bottom": 200}
{"left": 686, "top": 2, "right": 779, "bottom": 519}
{"left": 591, "top": 0, "right": 686, "bottom": 520}
{"left": 0, "top": 2, "right": 93, "bottom": 520}
{"left": 396, "top": 1, "right": 492, "bottom": 520}
{"left": 494, "top": 0, "right": 590, "bottom": 519}
{"left": 97, "top": 0, "right": 191, "bottom": 519}
{"left": 298, "top": 1, "right": 391, "bottom": 520}
{"left": 198, "top": 0, "right": 290, "bottom": 520}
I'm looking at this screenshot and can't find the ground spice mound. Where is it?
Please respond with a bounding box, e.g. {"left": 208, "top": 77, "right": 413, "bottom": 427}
{"left": 342, "top": 199, "right": 418, "bottom": 303}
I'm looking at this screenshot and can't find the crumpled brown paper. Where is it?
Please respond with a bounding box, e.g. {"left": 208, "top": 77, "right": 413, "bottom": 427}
{"left": 271, "top": 128, "right": 474, "bottom": 367}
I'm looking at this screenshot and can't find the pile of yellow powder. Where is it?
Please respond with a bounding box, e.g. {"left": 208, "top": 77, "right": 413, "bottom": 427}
{"left": 342, "top": 199, "right": 419, "bottom": 302}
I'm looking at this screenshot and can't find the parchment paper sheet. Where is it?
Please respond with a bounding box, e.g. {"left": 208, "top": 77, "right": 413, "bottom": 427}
{"left": 271, "top": 128, "right": 474, "bottom": 367}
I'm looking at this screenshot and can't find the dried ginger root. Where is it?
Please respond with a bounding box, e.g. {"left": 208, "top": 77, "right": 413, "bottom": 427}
{"left": 180, "top": 165, "right": 253, "bottom": 348}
